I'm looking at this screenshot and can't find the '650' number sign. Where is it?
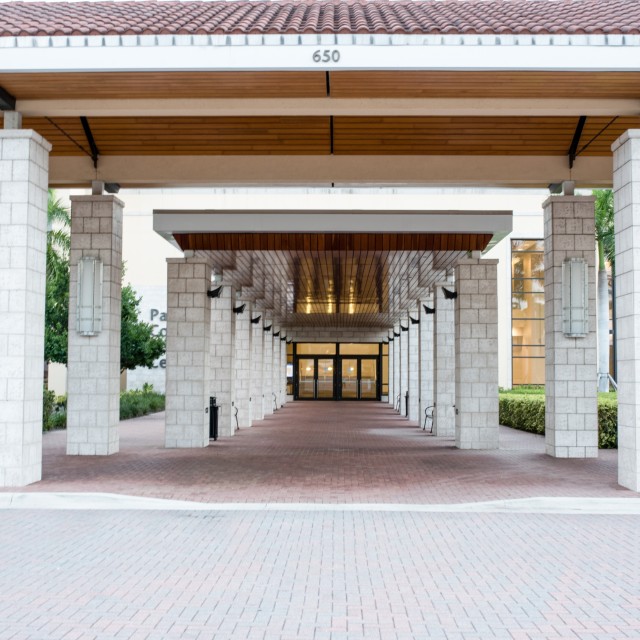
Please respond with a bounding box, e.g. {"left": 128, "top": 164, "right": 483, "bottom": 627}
{"left": 312, "top": 49, "right": 341, "bottom": 63}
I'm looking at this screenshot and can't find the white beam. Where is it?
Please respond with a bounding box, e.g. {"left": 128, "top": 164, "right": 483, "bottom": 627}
{"left": 48, "top": 154, "right": 614, "bottom": 189}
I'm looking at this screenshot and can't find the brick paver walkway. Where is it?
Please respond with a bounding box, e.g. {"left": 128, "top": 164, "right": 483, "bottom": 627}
{"left": 3, "top": 401, "right": 634, "bottom": 503}
{"left": 2, "top": 402, "right": 640, "bottom": 640}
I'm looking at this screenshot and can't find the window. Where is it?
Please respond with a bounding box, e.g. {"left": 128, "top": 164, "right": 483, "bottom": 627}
{"left": 512, "top": 240, "right": 544, "bottom": 385}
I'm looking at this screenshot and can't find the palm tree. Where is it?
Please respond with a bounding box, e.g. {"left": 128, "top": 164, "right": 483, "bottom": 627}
{"left": 594, "top": 189, "right": 615, "bottom": 392}
{"left": 46, "top": 190, "right": 70, "bottom": 271}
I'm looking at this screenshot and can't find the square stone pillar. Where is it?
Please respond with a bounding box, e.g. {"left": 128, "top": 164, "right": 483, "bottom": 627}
{"left": 0, "top": 130, "right": 50, "bottom": 486}
{"left": 210, "top": 283, "right": 236, "bottom": 437}
{"left": 234, "top": 299, "right": 252, "bottom": 428}
{"left": 433, "top": 283, "right": 456, "bottom": 436}
{"left": 262, "top": 317, "right": 274, "bottom": 416}
{"left": 399, "top": 322, "right": 409, "bottom": 416}
{"left": 388, "top": 338, "right": 395, "bottom": 406}
{"left": 408, "top": 310, "right": 420, "bottom": 421}
{"left": 273, "top": 327, "right": 283, "bottom": 410}
{"left": 455, "top": 259, "right": 499, "bottom": 449}
{"left": 392, "top": 328, "right": 400, "bottom": 411}
{"left": 251, "top": 314, "right": 264, "bottom": 421}
{"left": 165, "top": 257, "right": 211, "bottom": 448}
{"left": 613, "top": 131, "right": 640, "bottom": 489}
{"left": 419, "top": 296, "right": 434, "bottom": 424}
{"left": 280, "top": 338, "right": 288, "bottom": 406}
{"left": 544, "top": 195, "right": 597, "bottom": 458}
{"left": 67, "top": 195, "right": 123, "bottom": 456}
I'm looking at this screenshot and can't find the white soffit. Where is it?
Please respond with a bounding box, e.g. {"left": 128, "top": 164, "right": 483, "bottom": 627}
{"left": 152, "top": 209, "right": 513, "bottom": 252}
{"left": 1, "top": 34, "right": 640, "bottom": 72}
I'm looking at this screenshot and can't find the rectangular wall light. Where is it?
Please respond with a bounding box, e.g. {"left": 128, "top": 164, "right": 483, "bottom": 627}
{"left": 76, "top": 256, "right": 103, "bottom": 336}
{"left": 562, "top": 258, "right": 588, "bottom": 338}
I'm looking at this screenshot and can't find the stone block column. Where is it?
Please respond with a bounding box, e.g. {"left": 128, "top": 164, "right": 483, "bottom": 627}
{"left": 0, "top": 129, "right": 50, "bottom": 486}
{"left": 165, "top": 257, "right": 211, "bottom": 448}
{"left": 210, "top": 283, "right": 236, "bottom": 437}
{"left": 433, "top": 283, "right": 456, "bottom": 436}
{"left": 388, "top": 338, "right": 395, "bottom": 406}
{"left": 280, "top": 338, "right": 288, "bottom": 406}
{"left": 392, "top": 328, "right": 400, "bottom": 411}
{"left": 67, "top": 195, "right": 123, "bottom": 456}
{"left": 251, "top": 313, "right": 264, "bottom": 421}
{"left": 400, "top": 323, "right": 409, "bottom": 416}
{"left": 543, "top": 195, "right": 597, "bottom": 458}
{"left": 272, "top": 328, "right": 281, "bottom": 410}
{"left": 455, "top": 259, "right": 499, "bottom": 449}
{"left": 613, "top": 131, "right": 640, "bottom": 489}
{"left": 408, "top": 309, "right": 420, "bottom": 422}
{"left": 419, "top": 296, "right": 435, "bottom": 424}
{"left": 234, "top": 300, "right": 252, "bottom": 428}
{"left": 262, "top": 317, "right": 274, "bottom": 416}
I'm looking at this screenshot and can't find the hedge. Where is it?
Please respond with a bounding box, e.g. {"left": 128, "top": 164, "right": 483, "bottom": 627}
{"left": 499, "top": 393, "right": 617, "bottom": 449}
{"left": 42, "top": 384, "right": 165, "bottom": 431}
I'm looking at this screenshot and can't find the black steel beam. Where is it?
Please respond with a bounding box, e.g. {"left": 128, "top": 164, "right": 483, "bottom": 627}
{"left": 568, "top": 115, "right": 587, "bottom": 169}
{"left": 0, "top": 85, "right": 16, "bottom": 111}
{"left": 80, "top": 116, "right": 100, "bottom": 168}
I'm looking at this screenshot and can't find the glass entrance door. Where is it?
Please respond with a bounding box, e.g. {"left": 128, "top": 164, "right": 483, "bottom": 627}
{"left": 338, "top": 357, "right": 379, "bottom": 400}
{"left": 296, "top": 357, "right": 336, "bottom": 400}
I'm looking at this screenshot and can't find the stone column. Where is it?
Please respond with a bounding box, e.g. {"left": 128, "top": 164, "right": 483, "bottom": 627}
{"left": 388, "top": 338, "right": 395, "bottom": 406}
{"left": 544, "top": 195, "right": 597, "bottom": 458}
{"left": 272, "top": 327, "right": 281, "bottom": 410}
{"left": 280, "top": 338, "right": 288, "bottom": 406}
{"left": 66, "top": 195, "right": 123, "bottom": 456}
{"left": 613, "top": 131, "right": 640, "bottom": 489}
{"left": 165, "top": 257, "right": 211, "bottom": 448}
{"left": 419, "top": 296, "right": 435, "bottom": 425}
{"left": 234, "top": 299, "right": 252, "bottom": 428}
{"left": 455, "top": 259, "right": 499, "bottom": 449}
{"left": 408, "top": 309, "right": 420, "bottom": 422}
{"left": 433, "top": 283, "right": 456, "bottom": 436}
{"left": 210, "top": 283, "right": 236, "bottom": 437}
{"left": 251, "top": 312, "right": 264, "bottom": 421}
{"left": 0, "top": 129, "right": 50, "bottom": 486}
{"left": 540, "top": 196, "right": 597, "bottom": 453}
{"left": 262, "top": 316, "right": 274, "bottom": 416}
{"left": 400, "top": 322, "right": 409, "bottom": 416}
{"left": 393, "top": 328, "right": 400, "bottom": 411}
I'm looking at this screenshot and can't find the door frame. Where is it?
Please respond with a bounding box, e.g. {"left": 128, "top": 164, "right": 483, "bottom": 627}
{"left": 336, "top": 355, "right": 381, "bottom": 401}
{"left": 293, "top": 356, "right": 337, "bottom": 400}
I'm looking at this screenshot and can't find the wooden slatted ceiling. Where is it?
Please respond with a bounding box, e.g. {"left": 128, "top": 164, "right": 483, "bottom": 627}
{"left": 4, "top": 71, "right": 640, "bottom": 100}
{"left": 22, "top": 116, "right": 640, "bottom": 157}
{"left": 168, "top": 234, "right": 490, "bottom": 328}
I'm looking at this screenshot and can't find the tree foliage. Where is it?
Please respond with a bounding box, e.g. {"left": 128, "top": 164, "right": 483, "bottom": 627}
{"left": 594, "top": 188, "right": 615, "bottom": 270}
{"left": 45, "top": 189, "right": 166, "bottom": 370}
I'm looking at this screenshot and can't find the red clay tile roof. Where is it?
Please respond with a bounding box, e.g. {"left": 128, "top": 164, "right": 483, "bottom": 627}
{"left": 1, "top": 1, "right": 640, "bottom": 38}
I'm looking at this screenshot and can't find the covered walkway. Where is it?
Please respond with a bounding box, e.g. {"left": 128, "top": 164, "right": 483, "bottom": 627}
{"left": 4, "top": 402, "right": 631, "bottom": 504}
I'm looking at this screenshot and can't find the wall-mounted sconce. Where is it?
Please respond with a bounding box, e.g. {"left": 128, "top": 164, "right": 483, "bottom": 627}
{"left": 76, "top": 256, "right": 103, "bottom": 336}
{"left": 562, "top": 258, "right": 589, "bottom": 337}
{"left": 280, "top": 336, "right": 287, "bottom": 342}
{"left": 393, "top": 331, "right": 400, "bottom": 337}
{"left": 251, "top": 315, "right": 262, "bottom": 324}
{"left": 207, "top": 286, "right": 223, "bottom": 299}
{"left": 273, "top": 331, "right": 280, "bottom": 337}
{"left": 400, "top": 324, "right": 408, "bottom": 332}
{"left": 409, "top": 316, "right": 420, "bottom": 325}
{"left": 423, "top": 304, "right": 435, "bottom": 315}
{"left": 442, "top": 287, "right": 457, "bottom": 300}
{"left": 286, "top": 339, "right": 292, "bottom": 344}
{"left": 382, "top": 339, "right": 389, "bottom": 344}
{"left": 233, "top": 303, "right": 246, "bottom": 314}
{"left": 388, "top": 336, "right": 395, "bottom": 342}
{"left": 263, "top": 324, "right": 272, "bottom": 332}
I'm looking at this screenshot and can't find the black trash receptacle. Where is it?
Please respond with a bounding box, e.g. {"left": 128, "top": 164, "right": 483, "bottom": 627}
{"left": 209, "top": 396, "right": 219, "bottom": 440}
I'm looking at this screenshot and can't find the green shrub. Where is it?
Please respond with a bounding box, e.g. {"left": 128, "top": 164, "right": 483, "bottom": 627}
{"left": 119, "top": 386, "right": 165, "bottom": 421}
{"left": 499, "top": 391, "right": 618, "bottom": 449}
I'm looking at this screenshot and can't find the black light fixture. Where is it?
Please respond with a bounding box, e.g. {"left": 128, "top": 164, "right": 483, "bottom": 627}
{"left": 273, "top": 331, "right": 280, "bottom": 337}
{"left": 388, "top": 336, "right": 394, "bottom": 342}
{"left": 423, "top": 304, "right": 435, "bottom": 315}
{"left": 104, "top": 182, "right": 120, "bottom": 194}
{"left": 383, "top": 339, "right": 389, "bottom": 344}
{"left": 400, "top": 324, "right": 408, "bottom": 332}
{"left": 233, "top": 303, "right": 246, "bottom": 314}
{"left": 286, "top": 339, "right": 292, "bottom": 344}
{"left": 263, "top": 324, "right": 272, "bottom": 332}
{"left": 393, "top": 331, "right": 400, "bottom": 337}
{"left": 207, "top": 286, "right": 223, "bottom": 299}
{"left": 410, "top": 316, "right": 420, "bottom": 325}
{"left": 251, "top": 315, "right": 262, "bottom": 324}
{"left": 443, "top": 287, "right": 457, "bottom": 300}
{"left": 280, "top": 336, "right": 287, "bottom": 342}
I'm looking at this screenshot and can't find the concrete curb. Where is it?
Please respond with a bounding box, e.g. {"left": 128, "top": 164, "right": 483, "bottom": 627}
{"left": 1, "top": 492, "right": 639, "bottom": 514}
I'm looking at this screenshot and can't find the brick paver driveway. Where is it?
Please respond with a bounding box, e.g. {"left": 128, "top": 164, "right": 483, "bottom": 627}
{"left": 2, "top": 402, "right": 639, "bottom": 640}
